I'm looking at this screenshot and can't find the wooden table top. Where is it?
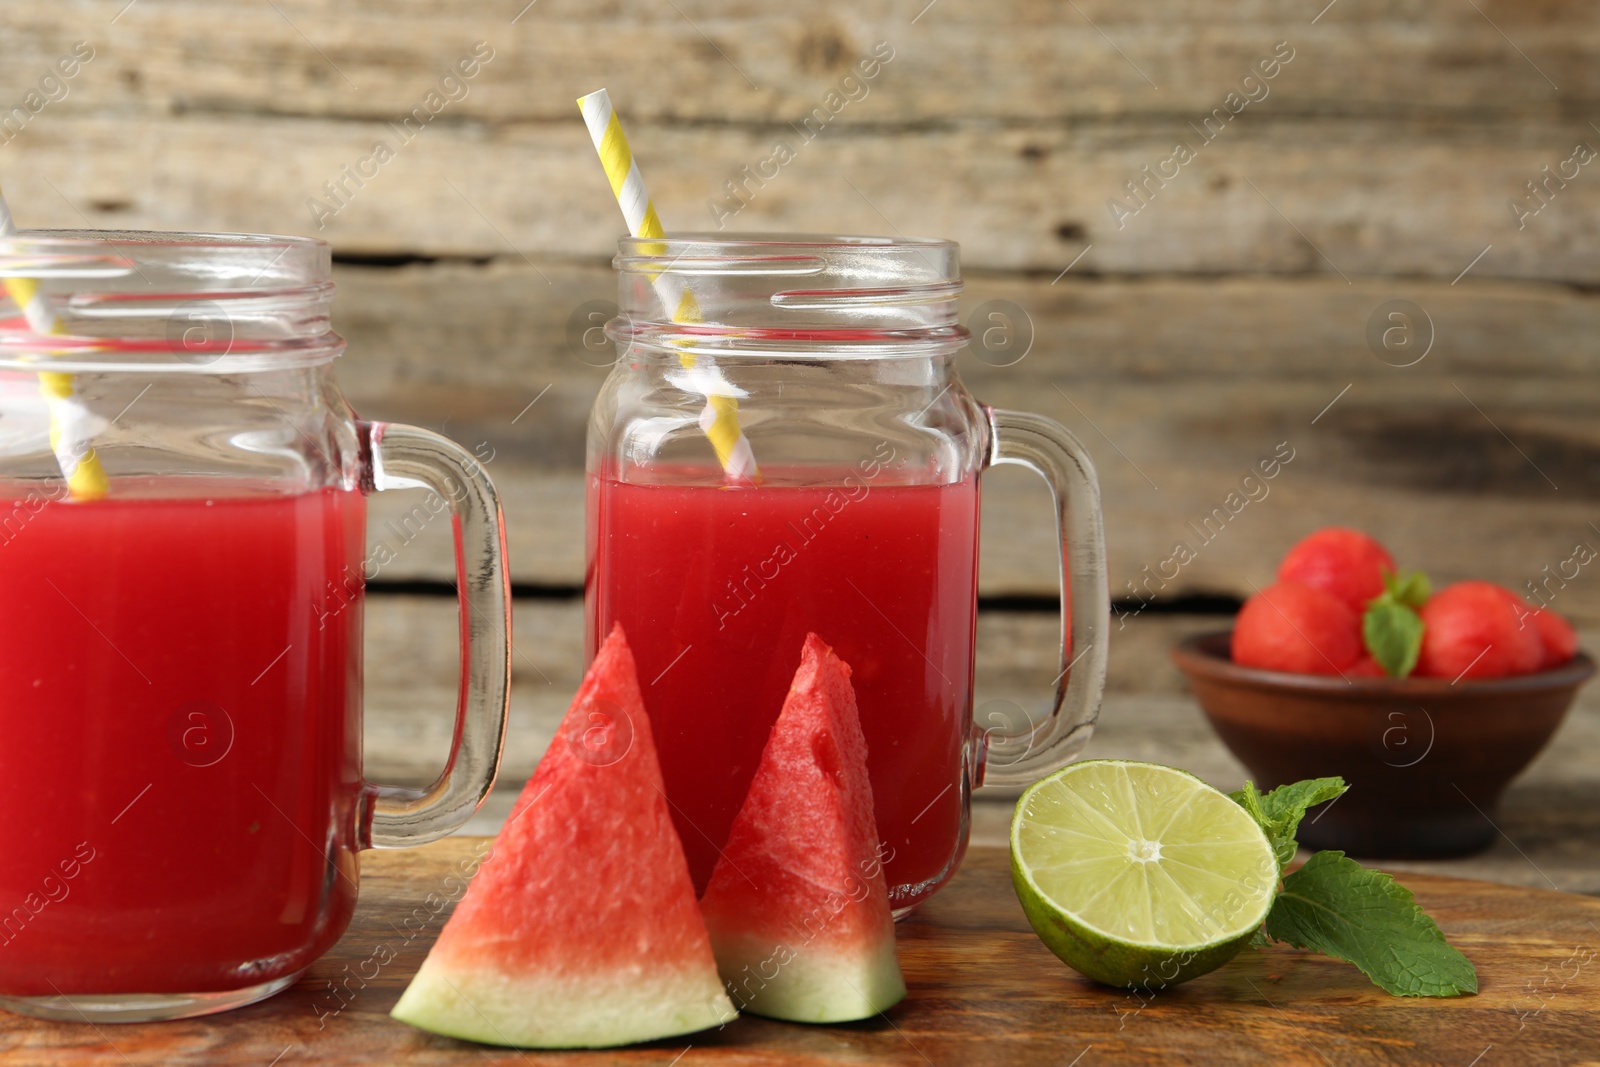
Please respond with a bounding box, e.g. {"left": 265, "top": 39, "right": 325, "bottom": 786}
{"left": 7, "top": 840, "right": 1599, "bottom": 1066}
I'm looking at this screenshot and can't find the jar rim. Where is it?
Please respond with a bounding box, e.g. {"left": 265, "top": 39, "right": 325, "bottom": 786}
{"left": 615, "top": 232, "right": 958, "bottom": 278}
{"left": 619, "top": 231, "right": 955, "bottom": 248}
{"left": 0, "top": 229, "right": 343, "bottom": 373}
{"left": 0, "top": 228, "right": 329, "bottom": 276}
{"left": 612, "top": 232, "right": 965, "bottom": 355}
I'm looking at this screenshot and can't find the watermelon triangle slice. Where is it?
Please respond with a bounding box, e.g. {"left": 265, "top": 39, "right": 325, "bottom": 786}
{"left": 391, "top": 625, "right": 736, "bottom": 1048}
{"left": 698, "top": 633, "right": 906, "bottom": 1023}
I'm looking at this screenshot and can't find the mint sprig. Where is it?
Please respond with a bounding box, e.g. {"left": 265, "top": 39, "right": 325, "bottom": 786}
{"left": 1266, "top": 851, "right": 1479, "bottom": 997}
{"left": 1385, "top": 570, "right": 1431, "bottom": 609}
{"left": 1229, "top": 778, "right": 1346, "bottom": 868}
{"left": 1231, "top": 776, "right": 1477, "bottom": 998}
{"left": 1362, "top": 570, "right": 1431, "bottom": 677}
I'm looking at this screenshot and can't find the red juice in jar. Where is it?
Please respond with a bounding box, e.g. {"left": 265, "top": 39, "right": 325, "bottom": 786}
{"left": 0, "top": 484, "right": 365, "bottom": 995}
{"left": 587, "top": 462, "right": 979, "bottom": 909}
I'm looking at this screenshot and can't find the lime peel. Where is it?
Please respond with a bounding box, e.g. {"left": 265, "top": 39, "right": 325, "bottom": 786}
{"left": 1010, "top": 760, "right": 1278, "bottom": 989}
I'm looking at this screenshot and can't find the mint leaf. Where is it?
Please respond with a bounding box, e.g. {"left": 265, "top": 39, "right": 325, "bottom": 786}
{"left": 1264, "top": 851, "right": 1477, "bottom": 997}
{"left": 1229, "top": 780, "right": 1268, "bottom": 822}
{"left": 1230, "top": 777, "right": 1475, "bottom": 998}
{"left": 1230, "top": 777, "right": 1346, "bottom": 868}
{"left": 1384, "top": 569, "right": 1431, "bottom": 610}
{"left": 1256, "top": 777, "right": 1347, "bottom": 843}
{"left": 1363, "top": 598, "right": 1425, "bottom": 678}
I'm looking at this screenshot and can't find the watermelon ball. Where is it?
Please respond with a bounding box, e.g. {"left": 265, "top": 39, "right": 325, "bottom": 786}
{"left": 1414, "top": 581, "right": 1544, "bottom": 681}
{"left": 1232, "top": 581, "right": 1363, "bottom": 675}
{"left": 1529, "top": 607, "right": 1579, "bottom": 670}
{"left": 1277, "top": 527, "right": 1397, "bottom": 613}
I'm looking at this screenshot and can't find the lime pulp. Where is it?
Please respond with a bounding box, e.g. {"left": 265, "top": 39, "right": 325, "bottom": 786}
{"left": 1010, "top": 760, "right": 1279, "bottom": 989}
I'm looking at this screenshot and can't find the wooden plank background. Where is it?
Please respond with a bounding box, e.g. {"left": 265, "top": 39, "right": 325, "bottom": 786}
{"left": 4, "top": 0, "right": 1594, "bottom": 610}
{"left": 3, "top": 2, "right": 1599, "bottom": 892}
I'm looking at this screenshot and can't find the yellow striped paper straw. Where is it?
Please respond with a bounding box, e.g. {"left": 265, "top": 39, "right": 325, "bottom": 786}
{"left": 0, "top": 188, "right": 108, "bottom": 500}
{"left": 577, "top": 88, "right": 758, "bottom": 482}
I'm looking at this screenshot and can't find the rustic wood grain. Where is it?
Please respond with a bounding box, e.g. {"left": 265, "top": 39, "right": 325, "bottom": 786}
{"left": 334, "top": 261, "right": 1600, "bottom": 616}
{"left": 4, "top": 842, "right": 1597, "bottom": 1065}
{"left": 0, "top": 3, "right": 1596, "bottom": 277}
{"left": 7, "top": 0, "right": 1597, "bottom": 122}
{"left": 365, "top": 597, "right": 1600, "bottom": 894}
{"left": 8, "top": 115, "right": 1599, "bottom": 281}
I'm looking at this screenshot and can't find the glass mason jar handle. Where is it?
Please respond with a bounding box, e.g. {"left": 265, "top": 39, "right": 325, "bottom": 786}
{"left": 359, "top": 422, "right": 512, "bottom": 847}
{"left": 979, "top": 407, "right": 1108, "bottom": 787}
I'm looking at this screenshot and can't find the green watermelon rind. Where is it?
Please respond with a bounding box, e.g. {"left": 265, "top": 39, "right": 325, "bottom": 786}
{"left": 711, "top": 928, "right": 906, "bottom": 1024}
{"left": 392, "top": 956, "right": 735, "bottom": 1049}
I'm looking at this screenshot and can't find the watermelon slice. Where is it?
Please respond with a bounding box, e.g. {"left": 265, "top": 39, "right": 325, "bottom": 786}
{"left": 391, "top": 625, "right": 736, "bottom": 1048}
{"left": 698, "top": 633, "right": 906, "bottom": 1023}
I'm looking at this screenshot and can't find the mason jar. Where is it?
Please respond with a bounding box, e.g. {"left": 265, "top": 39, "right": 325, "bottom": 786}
{"left": 0, "top": 230, "right": 510, "bottom": 1021}
{"left": 586, "top": 234, "right": 1107, "bottom": 912}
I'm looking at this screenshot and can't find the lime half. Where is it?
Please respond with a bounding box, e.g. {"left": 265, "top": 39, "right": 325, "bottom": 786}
{"left": 1011, "top": 760, "right": 1278, "bottom": 989}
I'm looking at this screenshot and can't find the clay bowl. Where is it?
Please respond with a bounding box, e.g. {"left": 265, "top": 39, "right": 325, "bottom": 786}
{"left": 1171, "top": 631, "right": 1594, "bottom": 858}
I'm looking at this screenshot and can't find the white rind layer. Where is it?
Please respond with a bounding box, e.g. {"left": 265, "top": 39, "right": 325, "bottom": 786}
{"left": 712, "top": 930, "right": 907, "bottom": 1023}
{"left": 391, "top": 957, "right": 737, "bottom": 1049}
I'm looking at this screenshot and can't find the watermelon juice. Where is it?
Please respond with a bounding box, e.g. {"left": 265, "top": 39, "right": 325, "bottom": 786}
{"left": 0, "top": 485, "right": 365, "bottom": 996}
{"left": 587, "top": 465, "right": 979, "bottom": 910}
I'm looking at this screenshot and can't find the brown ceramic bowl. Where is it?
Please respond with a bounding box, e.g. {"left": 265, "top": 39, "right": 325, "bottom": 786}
{"left": 1171, "top": 632, "right": 1594, "bottom": 858}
